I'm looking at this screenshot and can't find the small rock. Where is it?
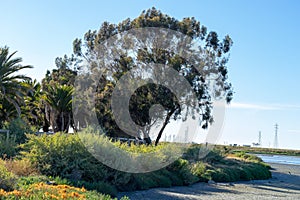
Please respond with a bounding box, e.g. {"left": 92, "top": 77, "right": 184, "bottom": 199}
{"left": 46, "top": 181, "right": 57, "bottom": 185}
{"left": 208, "top": 180, "right": 216, "bottom": 184}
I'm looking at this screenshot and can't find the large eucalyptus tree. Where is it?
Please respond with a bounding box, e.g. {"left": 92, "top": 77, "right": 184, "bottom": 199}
{"left": 72, "top": 7, "right": 234, "bottom": 145}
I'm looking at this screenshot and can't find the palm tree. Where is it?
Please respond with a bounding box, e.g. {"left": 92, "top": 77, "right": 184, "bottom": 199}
{"left": 44, "top": 84, "right": 74, "bottom": 132}
{"left": 22, "top": 79, "right": 45, "bottom": 129}
{"left": 0, "top": 46, "right": 33, "bottom": 125}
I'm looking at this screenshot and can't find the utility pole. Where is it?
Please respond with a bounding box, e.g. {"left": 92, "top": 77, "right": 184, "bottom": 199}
{"left": 184, "top": 127, "right": 188, "bottom": 143}
{"left": 274, "top": 124, "right": 279, "bottom": 148}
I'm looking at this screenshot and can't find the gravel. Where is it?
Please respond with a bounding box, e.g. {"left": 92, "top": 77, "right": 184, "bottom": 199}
{"left": 118, "top": 163, "right": 300, "bottom": 200}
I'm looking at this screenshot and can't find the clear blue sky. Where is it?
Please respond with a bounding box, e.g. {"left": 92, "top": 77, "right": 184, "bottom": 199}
{"left": 1, "top": 0, "right": 300, "bottom": 149}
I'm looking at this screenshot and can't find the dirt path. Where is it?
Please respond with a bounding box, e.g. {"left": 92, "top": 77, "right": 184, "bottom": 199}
{"left": 118, "top": 163, "right": 300, "bottom": 200}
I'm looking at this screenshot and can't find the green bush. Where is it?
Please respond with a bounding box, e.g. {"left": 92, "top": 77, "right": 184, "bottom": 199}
{"left": 20, "top": 132, "right": 134, "bottom": 195}
{"left": 4, "top": 117, "right": 34, "bottom": 144}
{"left": 203, "top": 149, "right": 224, "bottom": 163}
{"left": 19, "top": 132, "right": 272, "bottom": 192}
{"left": 73, "top": 180, "right": 118, "bottom": 197}
{"left": 181, "top": 144, "right": 202, "bottom": 161}
{"left": 16, "top": 175, "right": 49, "bottom": 189}
{"left": 0, "top": 164, "right": 17, "bottom": 191}
{"left": 133, "top": 170, "right": 173, "bottom": 190}
{"left": 233, "top": 151, "right": 263, "bottom": 162}
{"left": 167, "top": 159, "right": 199, "bottom": 185}
{"left": 190, "top": 161, "right": 208, "bottom": 181}
{"left": 0, "top": 135, "right": 17, "bottom": 158}
{"left": 203, "top": 162, "right": 271, "bottom": 182}
{"left": 20, "top": 133, "right": 106, "bottom": 180}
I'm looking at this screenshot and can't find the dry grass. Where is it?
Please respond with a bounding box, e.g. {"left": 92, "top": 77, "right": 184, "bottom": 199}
{"left": 0, "top": 159, "right": 39, "bottom": 176}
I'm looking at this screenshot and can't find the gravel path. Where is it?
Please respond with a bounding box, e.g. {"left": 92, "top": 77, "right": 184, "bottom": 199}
{"left": 118, "top": 163, "right": 300, "bottom": 200}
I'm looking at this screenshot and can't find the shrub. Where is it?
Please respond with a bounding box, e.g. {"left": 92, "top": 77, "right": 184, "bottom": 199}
{"left": 202, "top": 162, "right": 272, "bottom": 182}
{"left": 0, "top": 135, "right": 17, "bottom": 158}
{"left": 19, "top": 132, "right": 272, "bottom": 192}
{"left": 190, "top": 161, "right": 208, "bottom": 181}
{"left": 16, "top": 175, "right": 50, "bottom": 189}
{"left": 233, "top": 151, "right": 263, "bottom": 162}
{"left": 203, "top": 149, "right": 224, "bottom": 163}
{"left": 0, "top": 164, "right": 17, "bottom": 191}
{"left": 167, "top": 159, "right": 199, "bottom": 185}
{"left": 73, "top": 181, "right": 118, "bottom": 197}
{"left": 4, "top": 117, "right": 34, "bottom": 144}
{"left": 20, "top": 132, "right": 131, "bottom": 195}
{"left": 132, "top": 170, "right": 173, "bottom": 190}
{"left": 20, "top": 133, "right": 106, "bottom": 180}
{"left": 3, "top": 159, "right": 38, "bottom": 176}
{"left": 182, "top": 144, "right": 207, "bottom": 161}
{"left": 0, "top": 182, "right": 121, "bottom": 200}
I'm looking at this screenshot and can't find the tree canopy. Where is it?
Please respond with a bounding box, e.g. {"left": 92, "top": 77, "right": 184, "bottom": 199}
{"left": 71, "top": 7, "right": 234, "bottom": 145}
{"left": 0, "top": 46, "right": 33, "bottom": 127}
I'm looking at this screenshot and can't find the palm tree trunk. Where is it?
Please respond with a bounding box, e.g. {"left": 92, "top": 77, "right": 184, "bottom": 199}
{"left": 66, "top": 113, "right": 71, "bottom": 133}
{"left": 61, "top": 111, "right": 64, "bottom": 132}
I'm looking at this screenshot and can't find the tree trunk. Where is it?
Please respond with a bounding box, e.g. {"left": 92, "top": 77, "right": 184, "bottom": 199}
{"left": 61, "top": 112, "right": 64, "bottom": 132}
{"left": 66, "top": 113, "right": 71, "bottom": 133}
{"left": 42, "top": 113, "right": 50, "bottom": 132}
{"left": 142, "top": 126, "right": 151, "bottom": 145}
{"left": 155, "top": 109, "right": 176, "bottom": 146}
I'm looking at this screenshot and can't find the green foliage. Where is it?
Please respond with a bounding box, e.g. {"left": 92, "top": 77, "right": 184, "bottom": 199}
{"left": 43, "top": 84, "right": 74, "bottom": 133}
{"left": 233, "top": 151, "right": 263, "bottom": 162}
{"left": 214, "top": 144, "right": 300, "bottom": 157}
{"left": 182, "top": 144, "right": 203, "bottom": 161}
{"left": 72, "top": 7, "right": 234, "bottom": 143}
{"left": 132, "top": 170, "right": 174, "bottom": 190}
{"left": 0, "top": 135, "right": 17, "bottom": 158}
{"left": 167, "top": 159, "right": 199, "bottom": 185}
{"left": 190, "top": 161, "right": 208, "bottom": 181}
{"left": 0, "top": 182, "right": 121, "bottom": 200}
{"left": 199, "top": 160, "right": 271, "bottom": 182}
{"left": 0, "top": 46, "right": 33, "bottom": 124}
{"left": 73, "top": 181, "right": 118, "bottom": 197}
{"left": 202, "top": 149, "right": 224, "bottom": 163}
{"left": 22, "top": 79, "right": 45, "bottom": 129}
{"left": 20, "top": 133, "right": 98, "bottom": 179}
{"left": 4, "top": 117, "right": 34, "bottom": 144}
{"left": 16, "top": 175, "right": 49, "bottom": 189}
{"left": 0, "top": 164, "right": 17, "bottom": 191}
{"left": 40, "top": 58, "right": 77, "bottom": 133}
{"left": 20, "top": 133, "right": 271, "bottom": 194}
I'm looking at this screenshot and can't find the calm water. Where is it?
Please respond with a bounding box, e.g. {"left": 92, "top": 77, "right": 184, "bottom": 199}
{"left": 256, "top": 154, "right": 300, "bottom": 166}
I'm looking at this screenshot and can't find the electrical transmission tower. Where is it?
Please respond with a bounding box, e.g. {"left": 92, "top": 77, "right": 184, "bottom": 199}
{"left": 273, "top": 124, "right": 279, "bottom": 148}
{"left": 184, "top": 127, "right": 188, "bottom": 143}
{"left": 258, "top": 131, "right": 262, "bottom": 146}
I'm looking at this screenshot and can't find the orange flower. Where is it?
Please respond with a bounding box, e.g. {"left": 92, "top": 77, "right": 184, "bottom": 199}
{"left": 50, "top": 194, "right": 59, "bottom": 199}
{"left": 71, "top": 192, "right": 80, "bottom": 197}
{"left": 81, "top": 187, "right": 86, "bottom": 192}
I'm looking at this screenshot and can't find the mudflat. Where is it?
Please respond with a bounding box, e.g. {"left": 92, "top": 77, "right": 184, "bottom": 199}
{"left": 118, "top": 163, "right": 300, "bottom": 200}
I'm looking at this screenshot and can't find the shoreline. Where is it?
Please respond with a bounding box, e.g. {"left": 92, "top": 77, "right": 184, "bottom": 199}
{"left": 118, "top": 163, "right": 300, "bottom": 200}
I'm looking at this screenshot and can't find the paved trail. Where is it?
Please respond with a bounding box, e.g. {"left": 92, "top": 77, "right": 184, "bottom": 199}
{"left": 118, "top": 163, "right": 300, "bottom": 200}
